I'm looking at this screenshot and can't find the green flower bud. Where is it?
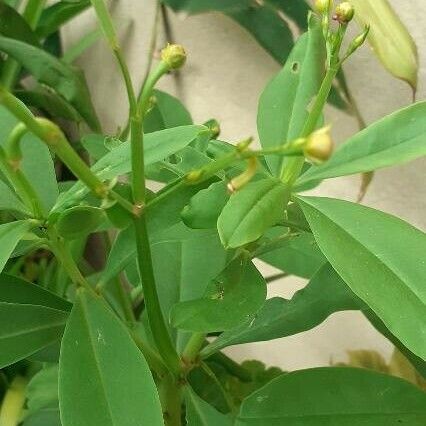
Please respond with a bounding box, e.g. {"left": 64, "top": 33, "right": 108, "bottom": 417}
{"left": 304, "top": 126, "right": 334, "bottom": 165}
{"left": 161, "top": 44, "right": 187, "bottom": 70}
{"left": 334, "top": 2, "right": 355, "bottom": 23}
{"left": 315, "top": 0, "right": 332, "bottom": 13}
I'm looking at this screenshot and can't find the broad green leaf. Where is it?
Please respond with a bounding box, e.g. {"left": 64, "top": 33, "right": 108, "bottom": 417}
{"left": 171, "top": 255, "right": 267, "bottom": 333}
{"left": 218, "top": 178, "right": 289, "bottom": 248}
{"left": 59, "top": 290, "right": 163, "bottom": 426}
{"left": 0, "top": 2, "right": 40, "bottom": 46}
{"left": 0, "top": 273, "right": 71, "bottom": 311}
{"left": 298, "top": 196, "right": 426, "bottom": 360}
{"left": 148, "top": 224, "right": 229, "bottom": 350}
{"left": 0, "top": 180, "right": 30, "bottom": 215}
{"left": 0, "top": 36, "right": 100, "bottom": 131}
{"left": 0, "top": 220, "right": 34, "bottom": 272}
{"left": 52, "top": 125, "right": 206, "bottom": 212}
{"left": 236, "top": 367, "right": 426, "bottom": 425}
{"left": 0, "top": 303, "right": 68, "bottom": 368}
{"left": 37, "top": 0, "right": 91, "bottom": 38}
{"left": 0, "top": 106, "right": 59, "bottom": 212}
{"left": 182, "top": 180, "right": 229, "bottom": 229}
{"left": 144, "top": 89, "right": 192, "bottom": 133}
{"left": 297, "top": 102, "right": 426, "bottom": 186}
{"left": 56, "top": 206, "right": 105, "bottom": 240}
{"left": 202, "top": 263, "right": 361, "bottom": 357}
{"left": 185, "top": 387, "right": 233, "bottom": 426}
{"left": 23, "top": 407, "right": 61, "bottom": 426}
{"left": 257, "top": 14, "right": 325, "bottom": 175}
{"left": 259, "top": 231, "right": 326, "bottom": 279}
{"left": 350, "top": 0, "right": 418, "bottom": 90}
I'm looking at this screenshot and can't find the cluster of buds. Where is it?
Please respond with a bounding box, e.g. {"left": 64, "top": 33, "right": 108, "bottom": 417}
{"left": 315, "top": 1, "right": 355, "bottom": 24}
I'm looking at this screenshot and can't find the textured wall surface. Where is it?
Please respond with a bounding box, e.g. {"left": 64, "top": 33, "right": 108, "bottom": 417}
{"left": 63, "top": 0, "right": 426, "bottom": 370}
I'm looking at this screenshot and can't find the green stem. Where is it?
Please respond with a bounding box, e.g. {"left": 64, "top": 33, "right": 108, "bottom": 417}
{"left": 182, "top": 332, "right": 205, "bottom": 366}
{"left": 0, "top": 376, "right": 28, "bottom": 426}
{"left": 209, "top": 352, "right": 252, "bottom": 382}
{"left": 133, "top": 217, "right": 181, "bottom": 376}
{"left": 1, "top": 0, "right": 47, "bottom": 89}
{"left": 159, "top": 374, "right": 183, "bottom": 426}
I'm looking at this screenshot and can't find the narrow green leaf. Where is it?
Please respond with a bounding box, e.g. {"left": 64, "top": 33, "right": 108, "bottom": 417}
{"left": 0, "top": 180, "right": 30, "bottom": 215}
{"left": 0, "top": 303, "right": 68, "bottom": 368}
{"left": 297, "top": 102, "right": 426, "bottom": 186}
{"left": 298, "top": 196, "right": 426, "bottom": 360}
{"left": 257, "top": 14, "right": 325, "bottom": 175}
{"left": 37, "top": 0, "right": 91, "bottom": 38}
{"left": 0, "top": 36, "right": 100, "bottom": 131}
{"left": 0, "top": 2, "right": 40, "bottom": 46}
{"left": 59, "top": 290, "right": 163, "bottom": 426}
{"left": 218, "top": 178, "right": 289, "bottom": 249}
{"left": 259, "top": 231, "right": 326, "bottom": 279}
{"left": 0, "top": 273, "right": 71, "bottom": 311}
{"left": 52, "top": 125, "right": 206, "bottom": 212}
{"left": 185, "top": 387, "right": 233, "bottom": 426}
{"left": 0, "top": 220, "right": 34, "bottom": 272}
{"left": 170, "top": 256, "right": 267, "bottom": 333}
{"left": 202, "top": 263, "right": 361, "bottom": 357}
{"left": 162, "top": 0, "right": 252, "bottom": 14}
{"left": 56, "top": 206, "right": 105, "bottom": 240}
{"left": 182, "top": 180, "right": 229, "bottom": 229}
{"left": 350, "top": 0, "right": 418, "bottom": 90}
{"left": 236, "top": 367, "right": 426, "bottom": 425}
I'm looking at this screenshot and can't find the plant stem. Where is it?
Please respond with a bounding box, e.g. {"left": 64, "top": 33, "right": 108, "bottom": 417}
{"left": 0, "top": 376, "right": 27, "bottom": 426}
{"left": 182, "top": 332, "right": 205, "bottom": 366}
{"left": 159, "top": 374, "right": 183, "bottom": 426}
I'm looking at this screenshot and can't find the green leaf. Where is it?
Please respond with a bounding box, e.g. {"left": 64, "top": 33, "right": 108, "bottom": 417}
{"left": 53, "top": 125, "right": 206, "bottom": 212}
{"left": 56, "top": 206, "right": 105, "bottom": 240}
{"left": 259, "top": 231, "right": 326, "bottom": 279}
{"left": 171, "top": 255, "right": 267, "bottom": 333}
{"left": 0, "top": 303, "right": 68, "bottom": 368}
{"left": 0, "top": 36, "right": 100, "bottom": 131}
{"left": 350, "top": 0, "right": 418, "bottom": 90}
{"left": 0, "top": 220, "right": 34, "bottom": 272}
{"left": 59, "top": 290, "right": 163, "bottom": 426}
{"left": 23, "top": 407, "right": 61, "bottom": 426}
{"left": 297, "top": 102, "right": 426, "bottom": 186}
{"left": 202, "top": 263, "right": 361, "bottom": 357}
{"left": 163, "top": 0, "right": 252, "bottom": 14}
{"left": 37, "top": 0, "right": 91, "bottom": 38}
{"left": 0, "top": 2, "right": 40, "bottom": 46}
{"left": 218, "top": 178, "right": 289, "bottom": 248}
{"left": 185, "top": 387, "right": 233, "bottom": 426}
{"left": 0, "top": 180, "right": 30, "bottom": 215}
{"left": 144, "top": 89, "right": 192, "bottom": 133}
{"left": 297, "top": 196, "right": 426, "bottom": 360}
{"left": 257, "top": 14, "right": 325, "bottom": 175}
{"left": 0, "top": 273, "right": 71, "bottom": 311}
{"left": 182, "top": 180, "right": 229, "bottom": 229}
{"left": 236, "top": 367, "right": 426, "bottom": 425}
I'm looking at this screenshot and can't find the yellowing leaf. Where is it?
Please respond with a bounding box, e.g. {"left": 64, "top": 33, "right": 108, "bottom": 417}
{"left": 351, "top": 0, "right": 418, "bottom": 90}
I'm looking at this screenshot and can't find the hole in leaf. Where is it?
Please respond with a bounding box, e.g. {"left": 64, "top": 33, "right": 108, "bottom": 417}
{"left": 291, "top": 62, "right": 300, "bottom": 73}
{"left": 167, "top": 154, "right": 182, "bottom": 165}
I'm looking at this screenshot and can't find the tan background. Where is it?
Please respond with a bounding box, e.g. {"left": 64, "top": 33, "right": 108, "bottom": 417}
{"left": 63, "top": 0, "right": 426, "bottom": 371}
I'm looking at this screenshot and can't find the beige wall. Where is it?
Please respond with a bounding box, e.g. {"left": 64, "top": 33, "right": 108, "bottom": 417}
{"left": 63, "top": 0, "right": 426, "bottom": 370}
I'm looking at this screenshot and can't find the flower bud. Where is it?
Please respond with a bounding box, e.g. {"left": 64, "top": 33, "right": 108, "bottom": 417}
{"left": 314, "top": 0, "right": 332, "bottom": 13}
{"left": 161, "top": 44, "right": 187, "bottom": 70}
{"left": 334, "top": 2, "right": 354, "bottom": 23}
{"left": 303, "top": 126, "right": 334, "bottom": 165}
{"left": 227, "top": 157, "right": 257, "bottom": 193}
{"left": 344, "top": 25, "right": 370, "bottom": 58}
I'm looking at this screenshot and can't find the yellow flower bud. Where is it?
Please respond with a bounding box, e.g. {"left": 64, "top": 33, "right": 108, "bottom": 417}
{"left": 314, "top": 0, "right": 332, "bottom": 14}
{"left": 334, "top": 2, "right": 355, "bottom": 23}
{"left": 303, "top": 126, "right": 334, "bottom": 165}
{"left": 161, "top": 44, "right": 187, "bottom": 70}
{"left": 227, "top": 157, "right": 257, "bottom": 193}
